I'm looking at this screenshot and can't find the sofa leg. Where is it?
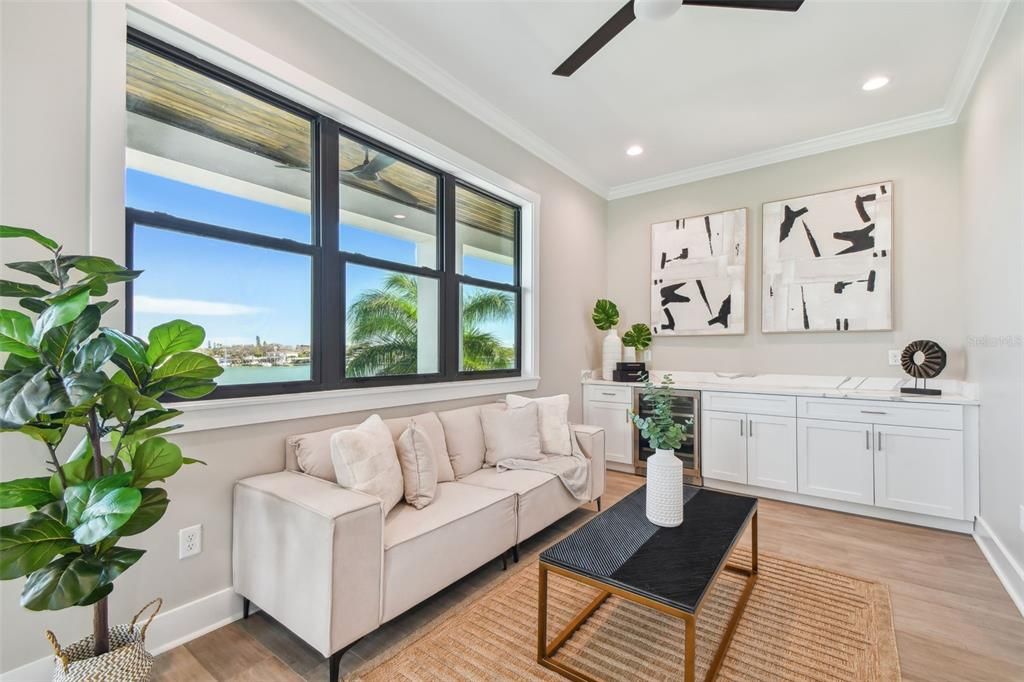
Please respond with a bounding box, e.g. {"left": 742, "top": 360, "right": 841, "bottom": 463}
{"left": 242, "top": 598, "right": 250, "bottom": 620}
{"left": 596, "top": 496, "right": 602, "bottom": 512}
{"left": 512, "top": 544, "right": 519, "bottom": 563}
{"left": 501, "top": 552, "right": 508, "bottom": 571}
{"left": 328, "top": 642, "right": 356, "bottom": 682}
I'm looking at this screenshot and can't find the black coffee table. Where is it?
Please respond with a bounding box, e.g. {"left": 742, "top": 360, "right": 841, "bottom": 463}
{"left": 537, "top": 485, "right": 758, "bottom": 682}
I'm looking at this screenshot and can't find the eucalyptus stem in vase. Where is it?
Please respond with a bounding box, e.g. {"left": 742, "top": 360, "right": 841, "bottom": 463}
{"left": 629, "top": 373, "right": 692, "bottom": 526}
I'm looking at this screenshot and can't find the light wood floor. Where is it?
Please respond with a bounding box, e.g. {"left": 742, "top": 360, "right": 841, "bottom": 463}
{"left": 154, "top": 472, "right": 1024, "bottom": 681}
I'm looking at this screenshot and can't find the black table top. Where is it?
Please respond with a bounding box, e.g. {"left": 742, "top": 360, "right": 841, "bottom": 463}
{"left": 540, "top": 485, "right": 757, "bottom": 614}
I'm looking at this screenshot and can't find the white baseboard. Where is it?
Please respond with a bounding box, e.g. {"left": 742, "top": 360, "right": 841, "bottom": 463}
{"left": 974, "top": 516, "right": 1024, "bottom": 618}
{"left": 0, "top": 588, "right": 245, "bottom": 681}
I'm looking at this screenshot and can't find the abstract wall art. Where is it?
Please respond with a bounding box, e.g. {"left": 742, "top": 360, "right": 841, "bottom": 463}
{"left": 650, "top": 208, "right": 746, "bottom": 336}
{"left": 762, "top": 181, "right": 893, "bottom": 333}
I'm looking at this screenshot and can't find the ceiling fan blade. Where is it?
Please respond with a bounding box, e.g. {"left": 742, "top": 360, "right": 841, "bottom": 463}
{"left": 682, "top": 0, "right": 804, "bottom": 11}
{"left": 553, "top": 0, "right": 636, "bottom": 77}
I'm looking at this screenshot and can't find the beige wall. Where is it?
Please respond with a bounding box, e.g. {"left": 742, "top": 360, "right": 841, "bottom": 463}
{"left": 607, "top": 126, "right": 964, "bottom": 378}
{"left": 0, "top": 0, "right": 605, "bottom": 671}
{"left": 960, "top": 3, "right": 1024, "bottom": 581}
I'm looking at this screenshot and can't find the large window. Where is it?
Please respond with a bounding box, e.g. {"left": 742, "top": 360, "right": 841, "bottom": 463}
{"left": 125, "top": 31, "right": 521, "bottom": 398}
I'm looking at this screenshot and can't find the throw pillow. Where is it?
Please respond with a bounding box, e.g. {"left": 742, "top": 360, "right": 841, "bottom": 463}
{"left": 329, "top": 414, "right": 404, "bottom": 515}
{"left": 506, "top": 393, "right": 574, "bottom": 456}
{"left": 481, "top": 402, "right": 543, "bottom": 466}
{"left": 437, "top": 406, "right": 488, "bottom": 478}
{"left": 395, "top": 420, "right": 438, "bottom": 509}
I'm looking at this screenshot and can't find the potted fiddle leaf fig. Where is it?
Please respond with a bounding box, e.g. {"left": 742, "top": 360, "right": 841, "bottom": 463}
{"left": 0, "top": 225, "right": 222, "bottom": 681}
{"left": 621, "top": 322, "right": 652, "bottom": 363}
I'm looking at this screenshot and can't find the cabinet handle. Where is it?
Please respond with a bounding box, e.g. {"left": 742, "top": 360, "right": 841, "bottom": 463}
{"left": 865, "top": 430, "right": 870, "bottom": 450}
{"left": 877, "top": 432, "right": 883, "bottom": 451}
{"left": 861, "top": 410, "right": 887, "bottom": 415}
{"left": 601, "top": 392, "right": 617, "bottom": 397}
{"left": 740, "top": 419, "right": 744, "bottom": 437}
{"left": 748, "top": 418, "right": 754, "bottom": 437}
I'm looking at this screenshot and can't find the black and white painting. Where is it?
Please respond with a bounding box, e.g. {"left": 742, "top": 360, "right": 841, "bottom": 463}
{"left": 650, "top": 208, "right": 746, "bottom": 336}
{"left": 762, "top": 181, "right": 893, "bottom": 333}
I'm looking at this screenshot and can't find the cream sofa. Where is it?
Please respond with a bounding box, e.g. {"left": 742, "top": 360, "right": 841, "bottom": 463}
{"left": 232, "top": 402, "right": 606, "bottom": 681}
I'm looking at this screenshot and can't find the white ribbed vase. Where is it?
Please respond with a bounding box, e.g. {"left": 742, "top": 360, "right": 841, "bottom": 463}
{"left": 602, "top": 329, "right": 621, "bottom": 381}
{"left": 622, "top": 346, "right": 637, "bottom": 363}
{"left": 646, "top": 448, "right": 684, "bottom": 527}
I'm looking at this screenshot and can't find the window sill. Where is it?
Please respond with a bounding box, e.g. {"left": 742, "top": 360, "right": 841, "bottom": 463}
{"left": 174, "top": 375, "right": 541, "bottom": 434}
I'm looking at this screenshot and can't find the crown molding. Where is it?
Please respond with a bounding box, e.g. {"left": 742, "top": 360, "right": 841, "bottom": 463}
{"left": 300, "top": 0, "right": 1009, "bottom": 203}
{"left": 298, "top": 0, "right": 609, "bottom": 198}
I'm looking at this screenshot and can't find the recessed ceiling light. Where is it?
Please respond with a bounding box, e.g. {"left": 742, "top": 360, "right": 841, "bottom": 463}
{"left": 393, "top": 213, "right": 406, "bottom": 219}
{"left": 626, "top": 145, "right": 644, "bottom": 157}
{"left": 862, "top": 76, "right": 890, "bottom": 92}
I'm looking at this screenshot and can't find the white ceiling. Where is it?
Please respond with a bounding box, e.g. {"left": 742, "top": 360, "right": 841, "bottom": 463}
{"left": 305, "top": 1, "right": 1008, "bottom": 198}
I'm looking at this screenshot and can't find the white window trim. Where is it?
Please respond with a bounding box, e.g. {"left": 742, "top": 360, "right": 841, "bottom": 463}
{"left": 87, "top": 0, "right": 540, "bottom": 433}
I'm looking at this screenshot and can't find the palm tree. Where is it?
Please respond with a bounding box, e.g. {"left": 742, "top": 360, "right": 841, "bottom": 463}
{"left": 346, "top": 272, "right": 514, "bottom": 377}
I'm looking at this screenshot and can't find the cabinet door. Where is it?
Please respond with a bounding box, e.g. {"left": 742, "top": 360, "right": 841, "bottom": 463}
{"left": 797, "top": 418, "right": 874, "bottom": 504}
{"left": 747, "top": 415, "right": 797, "bottom": 492}
{"left": 874, "top": 425, "right": 964, "bottom": 519}
{"left": 701, "top": 410, "right": 748, "bottom": 483}
{"left": 584, "top": 400, "right": 632, "bottom": 465}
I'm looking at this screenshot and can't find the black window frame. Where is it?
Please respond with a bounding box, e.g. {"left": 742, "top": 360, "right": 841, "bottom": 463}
{"left": 124, "top": 29, "right": 522, "bottom": 400}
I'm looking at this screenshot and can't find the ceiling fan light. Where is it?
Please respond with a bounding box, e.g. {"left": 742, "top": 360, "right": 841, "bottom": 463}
{"left": 862, "top": 76, "right": 890, "bottom": 91}
{"left": 634, "top": 0, "right": 680, "bottom": 22}
{"left": 626, "top": 145, "right": 644, "bottom": 156}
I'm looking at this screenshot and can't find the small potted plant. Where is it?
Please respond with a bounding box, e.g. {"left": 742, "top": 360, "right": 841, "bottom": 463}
{"left": 621, "top": 322, "right": 652, "bottom": 364}
{"left": 591, "top": 299, "right": 620, "bottom": 381}
{"left": 0, "top": 226, "right": 221, "bottom": 680}
{"left": 629, "top": 373, "right": 691, "bottom": 526}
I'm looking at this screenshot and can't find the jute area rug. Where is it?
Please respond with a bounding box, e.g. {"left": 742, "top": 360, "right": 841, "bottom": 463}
{"left": 353, "top": 549, "right": 900, "bottom": 681}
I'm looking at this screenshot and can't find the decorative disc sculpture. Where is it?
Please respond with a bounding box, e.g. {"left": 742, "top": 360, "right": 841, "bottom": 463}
{"left": 899, "top": 339, "right": 946, "bottom": 396}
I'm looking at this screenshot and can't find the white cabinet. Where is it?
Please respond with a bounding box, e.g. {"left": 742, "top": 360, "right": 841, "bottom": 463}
{"left": 702, "top": 410, "right": 797, "bottom": 492}
{"left": 797, "top": 418, "right": 875, "bottom": 504}
{"left": 874, "top": 424, "right": 964, "bottom": 519}
{"left": 747, "top": 415, "right": 797, "bottom": 492}
{"left": 583, "top": 400, "right": 632, "bottom": 466}
{"left": 702, "top": 410, "right": 747, "bottom": 483}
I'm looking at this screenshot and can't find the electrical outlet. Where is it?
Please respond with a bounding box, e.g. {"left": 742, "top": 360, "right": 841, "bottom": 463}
{"left": 179, "top": 524, "right": 202, "bottom": 559}
{"left": 887, "top": 349, "right": 901, "bottom": 367}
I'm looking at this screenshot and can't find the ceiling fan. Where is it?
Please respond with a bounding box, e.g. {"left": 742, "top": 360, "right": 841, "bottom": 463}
{"left": 553, "top": 0, "right": 805, "bottom": 77}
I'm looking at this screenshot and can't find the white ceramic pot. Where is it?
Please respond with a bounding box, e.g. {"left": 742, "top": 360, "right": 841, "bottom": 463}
{"left": 602, "top": 329, "right": 621, "bottom": 381}
{"left": 646, "top": 448, "right": 684, "bottom": 527}
{"left": 642, "top": 349, "right": 653, "bottom": 364}
{"left": 622, "top": 346, "right": 637, "bottom": 363}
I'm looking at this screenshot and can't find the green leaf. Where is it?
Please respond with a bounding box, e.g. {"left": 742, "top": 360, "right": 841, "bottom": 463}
{"left": 74, "top": 336, "right": 115, "bottom": 373}
{"left": 0, "top": 477, "right": 56, "bottom": 509}
{"left": 48, "top": 457, "right": 94, "bottom": 499}
{"left": 149, "top": 378, "right": 217, "bottom": 400}
{"left": 151, "top": 351, "right": 221, "bottom": 383}
{"left": 65, "top": 436, "right": 93, "bottom": 463}
{"left": 21, "top": 554, "right": 102, "bottom": 611}
{"left": 100, "top": 329, "right": 150, "bottom": 387}
{"left": 591, "top": 299, "right": 620, "bottom": 331}
{"left": 0, "top": 225, "right": 59, "bottom": 252}
{"left": 59, "top": 255, "right": 124, "bottom": 275}
{"left": 40, "top": 304, "right": 101, "bottom": 368}
{"left": 131, "top": 437, "right": 183, "bottom": 487}
{"left": 622, "top": 323, "right": 652, "bottom": 351}
{"left": 74, "top": 546, "right": 145, "bottom": 606}
{"left": 117, "top": 489, "right": 168, "bottom": 535}
{"left": 182, "top": 456, "right": 206, "bottom": 465}
{"left": 146, "top": 320, "right": 205, "bottom": 364}
{"left": 61, "top": 371, "right": 107, "bottom": 407}
{"left": 0, "top": 502, "right": 76, "bottom": 579}
{"left": 8, "top": 260, "right": 60, "bottom": 285}
{"left": 64, "top": 473, "right": 141, "bottom": 545}
{"left": 126, "top": 408, "right": 182, "bottom": 434}
{"left": 0, "top": 310, "right": 37, "bottom": 358}
{"left": 31, "top": 288, "right": 89, "bottom": 345}
{"left": 0, "top": 280, "right": 49, "bottom": 298}
{"left": 101, "top": 383, "right": 160, "bottom": 423}
{"left": 76, "top": 581, "right": 113, "bottom": 607}
{"left": 17, "top": 424, "right": 63, "bottom": 444}
{"left": 0, "top": 368, "right": 51, "bottom": 428}
{"left": 19, "top": 297, "right": 49, "bottom": 314}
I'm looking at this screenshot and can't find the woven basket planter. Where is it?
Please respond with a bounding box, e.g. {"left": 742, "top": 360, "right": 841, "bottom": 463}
{"left": 46, "top": 599, "right": 162, "bottom": 682}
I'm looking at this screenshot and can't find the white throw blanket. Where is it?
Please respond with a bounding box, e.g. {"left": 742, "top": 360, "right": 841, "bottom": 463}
{"left": 496, "top": 442, "right": 590, "bottom": 501}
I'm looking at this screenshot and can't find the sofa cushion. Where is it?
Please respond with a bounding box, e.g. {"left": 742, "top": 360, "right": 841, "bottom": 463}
{"left": 382, "top": 482, "right": 516, "bottom": 621}
{"left": 481, "top": 402, "right": 543, "bottom": 466}
{"left": 288, "top": 426, "right": 345, "bottom": 482}
{"left": 506, "top": 393, "right": 574, "bottom": 456}
{"left": 436, "top": 406, "right": 488, "bottom": 478}
{"left": 395, "top": 420, "right": 438, "bottom": 509}
{"left": 460, "top": 465, "right": 582, "bottom": 543}
{"left": 383, "top": 412, "right": 454, "bottom": 483}
{"left": 330, "top": 415, "right": 404, "bottom": 515}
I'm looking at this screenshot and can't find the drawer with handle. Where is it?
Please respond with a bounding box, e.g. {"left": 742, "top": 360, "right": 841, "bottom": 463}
{"left": 584, "top": 383, "right": 634, "bottom": 405}
{"left": 796, "top": 397, "right": 963, "bottom": 430}
{"left": 703, "top": 391, "right": 796, "bottom": 417}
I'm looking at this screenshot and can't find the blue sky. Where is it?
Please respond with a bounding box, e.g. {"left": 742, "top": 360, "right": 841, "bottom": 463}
{"left": 126, "top": 169, "right": 514, "bottom": 348}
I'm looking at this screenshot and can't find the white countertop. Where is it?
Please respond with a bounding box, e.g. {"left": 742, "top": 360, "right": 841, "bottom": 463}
{"left": 581, "top": 370, "right": 979, "bottom": 405}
